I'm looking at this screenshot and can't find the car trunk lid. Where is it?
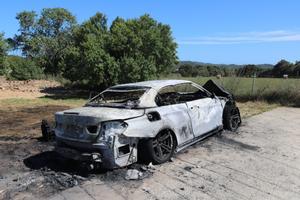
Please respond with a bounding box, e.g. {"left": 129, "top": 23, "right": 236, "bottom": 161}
{"left": 55, "top": 106, "right": 145, "bottom": 142}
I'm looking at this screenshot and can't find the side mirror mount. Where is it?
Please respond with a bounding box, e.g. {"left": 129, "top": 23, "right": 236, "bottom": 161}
{"left": 89, "top": 91, "right": 97, "bottom": 100}
{"left": 210, "top": 92, "right": 216, "bottom": 99}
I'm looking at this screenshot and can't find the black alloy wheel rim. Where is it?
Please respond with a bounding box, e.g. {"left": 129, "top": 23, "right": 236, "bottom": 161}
{"left": 230, "top": 108, "right": 240, "bottom": 129}
{"left": 152, "top": 131, "right": 174, "bottom": 159}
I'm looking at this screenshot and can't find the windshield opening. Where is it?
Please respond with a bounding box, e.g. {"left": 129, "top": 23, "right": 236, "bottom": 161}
{"left": 86, "top": 87, "right": 148, "bottom": 108}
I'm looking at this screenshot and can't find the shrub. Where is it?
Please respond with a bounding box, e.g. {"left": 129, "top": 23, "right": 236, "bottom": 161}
{"left": 5, "top": 56, "right": 44, "bottom": 80}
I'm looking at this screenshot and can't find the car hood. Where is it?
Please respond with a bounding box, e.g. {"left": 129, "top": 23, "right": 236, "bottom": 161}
{"left": 55, "top": 106, "right": 145, "bottom": 123}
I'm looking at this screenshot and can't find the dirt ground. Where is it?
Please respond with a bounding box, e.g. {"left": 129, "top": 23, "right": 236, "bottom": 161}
{"left": 0, "top": 77, "right": 61, "bottom": 99}
{"left": 1, "top": 107, "right": 300, "bottom": 199}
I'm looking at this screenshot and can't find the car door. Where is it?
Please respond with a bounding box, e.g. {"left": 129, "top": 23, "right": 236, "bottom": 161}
{"left": 154, "top": 86, "right": 195, "bottom": 145}
{"left": 174, "top": 83, "right": 223, "bottom": 138}
{"left": 186, "top": 97, "right": 214, "bottom": 137}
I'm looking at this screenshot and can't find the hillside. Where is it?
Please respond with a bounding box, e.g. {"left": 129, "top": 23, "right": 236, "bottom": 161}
{"left": 179, "top": 61, "right": 273, "bottom": 69}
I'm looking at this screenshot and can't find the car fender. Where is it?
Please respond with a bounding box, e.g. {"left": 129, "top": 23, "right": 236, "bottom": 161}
{"left": 123, "top": 104, "right": 194, "bottom": 146}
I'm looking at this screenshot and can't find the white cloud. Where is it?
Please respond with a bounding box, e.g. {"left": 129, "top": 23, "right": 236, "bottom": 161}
{"left": 177, "top": 30, "right": 300, "bottom": 45}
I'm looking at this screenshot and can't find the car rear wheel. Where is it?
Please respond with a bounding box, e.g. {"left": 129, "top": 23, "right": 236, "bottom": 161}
{"left": 141, "top": 130, "right": 176, "bottom": 164}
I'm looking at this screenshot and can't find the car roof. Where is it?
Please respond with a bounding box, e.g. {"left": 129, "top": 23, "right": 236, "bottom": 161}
{"left": 110, "top": 79, "right": 192, "bottom": 91}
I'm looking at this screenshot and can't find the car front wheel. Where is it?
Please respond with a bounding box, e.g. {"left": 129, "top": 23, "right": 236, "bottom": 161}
{"left": 223, "top": 104, "right": 241, "bottom": 132}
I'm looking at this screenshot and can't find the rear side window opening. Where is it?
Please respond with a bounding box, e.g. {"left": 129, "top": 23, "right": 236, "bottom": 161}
{"left": 86, "top": 86, "right": 149, "bottom": 108}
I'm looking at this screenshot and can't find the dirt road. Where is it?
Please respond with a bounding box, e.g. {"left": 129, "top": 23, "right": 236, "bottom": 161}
{"left": 44, "top": 107, "right": 300, "bottom": 200}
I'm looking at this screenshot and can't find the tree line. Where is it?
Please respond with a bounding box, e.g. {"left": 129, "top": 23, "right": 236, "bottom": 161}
{"left": 177, "top": 60, "right": 300, "bottom": 78}
{"left": 0, "top": 8, "right": 177, "bottom": 88}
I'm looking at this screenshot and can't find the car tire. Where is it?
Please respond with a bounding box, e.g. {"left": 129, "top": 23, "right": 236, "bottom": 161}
{"left": 223, "top": 104, "right": 241, "bottom": 132}
{"left": 41, "top": 120, "right": 52, "bottom": 141}
{"left": 141, "top": 130, "right": 176, "bottom": 164}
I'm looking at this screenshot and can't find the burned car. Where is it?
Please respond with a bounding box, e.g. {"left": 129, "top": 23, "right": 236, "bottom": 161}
{"left": 53, "top": 80, "right": 241, "bottom": 169}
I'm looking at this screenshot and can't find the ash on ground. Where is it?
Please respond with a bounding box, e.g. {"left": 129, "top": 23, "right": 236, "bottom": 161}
{"left": 0, "top": 137, "right": 155, "bottom": 200}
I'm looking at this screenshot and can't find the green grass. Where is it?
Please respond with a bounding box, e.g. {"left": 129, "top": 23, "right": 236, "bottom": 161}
{"left": 162, "top": 75, "right": 300, "bottom": 106}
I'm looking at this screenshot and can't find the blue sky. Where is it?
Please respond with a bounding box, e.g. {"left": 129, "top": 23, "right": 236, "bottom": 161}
{"left": 1, "top": 0, "right": 300, "bottom": 64}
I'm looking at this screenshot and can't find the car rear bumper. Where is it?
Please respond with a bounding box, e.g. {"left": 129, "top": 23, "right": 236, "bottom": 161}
{"left": 55, "top": 138, "right": 117, "bottom": 169}
{"left": 55, "top": 135, "right": 138, "bottom": 169}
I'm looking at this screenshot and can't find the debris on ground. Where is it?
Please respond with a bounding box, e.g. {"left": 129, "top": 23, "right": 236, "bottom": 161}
{"left": 41, "top": 170, "right": 87, "bottom": 189}
{"left": 124, "top": 162, "right": 158, "bottom": 180}
{"left": 147, "top": 162, "right": 156, "bottom": 171}
{"left": 125, "top": 169, "right": 142, "bottom": 180}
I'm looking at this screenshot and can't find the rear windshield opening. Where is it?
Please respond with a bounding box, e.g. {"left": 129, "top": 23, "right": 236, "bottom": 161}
{"left": 86, "top": 87, "right": 149, "bottom": 108}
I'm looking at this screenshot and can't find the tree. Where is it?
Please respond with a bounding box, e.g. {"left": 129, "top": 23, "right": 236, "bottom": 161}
{"left": 10, "top": 9, "right": 178, "bottom": 87}
{"left": 0, "top": 33, "right": 8, "bottom": 75}
{"left": 109, "top": 14, "right": 177, "bottom": 81}
{"left": 11, "top": 8, "right": 77, "bottom": 75}
{"left": 9, "top": 11, "right": 37, "bottom": 57}
{"left": 207, "top": 65, "right": 222, "bottom": 76}
{"left": 222, "top": 67, "right": 236, "bottom": 77}
{"left": 237, "top": 65, "right": 261, "bottom": 77}
{"left": 178, "top": 64, "right": 194, "bottom": 77}
{"left": 62, "top": 13, "right": 119, "bottom": 88}
{"left": 63, "top": 13, "right": 177, "bottom": 88}
{"left": 272, "top": 59, "right": 294, "bottom": 77}
{"left": 294, "top": 61, "right": 300, "bottom": 77}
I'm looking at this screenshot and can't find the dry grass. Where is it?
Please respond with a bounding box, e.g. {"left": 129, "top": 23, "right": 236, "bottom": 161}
{"left": 0, "top": 97, "right": 86, "bottom": 110}
{"left": 237, "top": 101, "right": 279, "bottom": 119}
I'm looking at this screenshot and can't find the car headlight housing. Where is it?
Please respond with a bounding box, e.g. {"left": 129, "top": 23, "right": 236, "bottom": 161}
{"left": 98, "top": 121, "right": 128, "bottom": 142}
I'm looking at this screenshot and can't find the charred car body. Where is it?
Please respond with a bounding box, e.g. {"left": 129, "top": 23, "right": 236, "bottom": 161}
{"left": 54, "top": 80, "right": 241, "bottom": 169}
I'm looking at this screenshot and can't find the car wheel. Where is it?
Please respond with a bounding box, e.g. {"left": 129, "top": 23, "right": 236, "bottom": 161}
{"left": 223, "top": 105, "right": 241, "bottom": 132}
{"left": 143, "top": 130, "right": 176, "bottom": 164}
{"left": 41, "top": 120, "right": 53, "bottom": 141}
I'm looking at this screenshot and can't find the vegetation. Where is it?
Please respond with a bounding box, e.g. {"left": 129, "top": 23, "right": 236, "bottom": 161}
{"left": 0, "top": 33, "right": 8, "bottom": 75}
{"left": 180, "top": 61, "right": 273, "bottom": 69}
{"left": 236, "top": 65, "right": 267, "bottom": 77}
{"left": 177, "top": 60, "right": 300, "bottom": 78}
{"left": 5, "top": 56, "right": 44, "bottom": 80}
{"left": 178, "top": 64, "right": 236, "bottom": 77}
{"left": 10, "top": 8, "right": 77, "bottom": 75}
{"left": 260, "top": 59, "right": 300, "bottom": 78}
{"left": 5, "top": 8, "right": 177, "bottom": 88}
